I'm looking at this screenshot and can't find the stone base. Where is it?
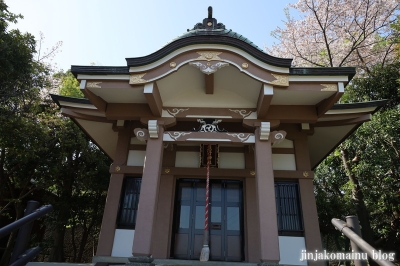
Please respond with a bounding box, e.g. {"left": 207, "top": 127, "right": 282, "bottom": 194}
{"left": 126, "top": 256, "right": 155, "bottom": 266}
{"left": 258, "top": 263, "right": 279, "bottom": 266}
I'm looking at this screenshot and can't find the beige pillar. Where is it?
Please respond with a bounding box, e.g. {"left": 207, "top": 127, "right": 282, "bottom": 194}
{"left": 254, "top": 128, "right": 280, "bottom": 263}
{"left": 294, "top": 138, "right": 324, "bottom": 266}
{"left": 132, "top": 125, "right": 164, "bottom": 256}
{"left": 96, "top": 124, "right": 132, "bottom": 255}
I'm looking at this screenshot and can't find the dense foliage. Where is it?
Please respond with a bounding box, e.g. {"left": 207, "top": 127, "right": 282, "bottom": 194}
{"left": 0, "top": 1, "right": 110, "bottom": 263}
{"left": 267, "top": 0, "right": 400, "bottom": 259}
{"left": 268, "top": 0, "right": 400, "bottom": 263}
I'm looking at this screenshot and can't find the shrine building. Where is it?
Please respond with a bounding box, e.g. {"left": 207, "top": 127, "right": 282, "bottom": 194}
{"left": 51, "top": 8, "right": 384, "bottom": 266}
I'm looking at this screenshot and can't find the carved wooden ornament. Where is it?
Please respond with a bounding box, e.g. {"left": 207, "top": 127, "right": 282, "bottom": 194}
{"left": 134, "top": 128, "right": 149, "bottom": 142}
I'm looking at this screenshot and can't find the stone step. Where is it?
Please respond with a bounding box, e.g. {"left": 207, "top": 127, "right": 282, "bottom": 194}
{"left": 28, "top": 259, "right": 258, "bottom": 266}
{"left": 28, "top": 260, "right": 304, "bottom": 266}
{"left": 154, "top": 259, "right": 258, "bottom": 266}
{"left": 27, "top": 263, "right": 94, "bottom": 266}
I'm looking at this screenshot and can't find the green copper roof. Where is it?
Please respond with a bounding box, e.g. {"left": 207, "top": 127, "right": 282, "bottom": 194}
{"left": 125, "top": 6, "right": 293, "bottom": 68}
{"left": 165, "top": 6, "right": 264, "bottom": 52}
{"left": 169, "top": 28, "right": 265, "bottom": 53}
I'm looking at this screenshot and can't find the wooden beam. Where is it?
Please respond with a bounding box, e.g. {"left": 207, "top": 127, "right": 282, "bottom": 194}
{"left": 140, "top": 117, "right": 177, "bottom": 128}
{"left": 107, "top": 165, "right": 313, "bottom": 179}
{"left": 144, "top": 82, "right": 163, "bottom": 117}
{"left": 266, "top": 105, "right": 318, "bottom": 123}
{"left": 61, "top": 108, "right": 111, "bottom": 123}
{"left": 161, "top": 167, "right": 254, "bottom": 178}
{"left": 257, "top": 84, "right": 273, "bottom": 118}
{"left": 243, "top": 119, "right": 280, "bottom": 129}
{"left": 106, "top": 103, "right": 153, "bottom": 120}
{"left": 105, "top": 104, "right": 317, "bottom": 123}
{"left": 316, "top": 82, "right": 344, "bottom": 117}
{"left": 110, "top": 164, "right": 143, "bottom": 175}
{"left": 315, "top": 114, "right": 371, "bottom": 127}
{"left": 205, "top": 73, "right": 214, "bottom": 94}
{"left": 80, "top": 80, "right": 107, "bottom": 113}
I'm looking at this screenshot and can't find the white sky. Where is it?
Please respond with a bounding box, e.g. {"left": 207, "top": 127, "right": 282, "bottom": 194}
{"left": 6, "top": 0, "right": 296, "bottom": 71}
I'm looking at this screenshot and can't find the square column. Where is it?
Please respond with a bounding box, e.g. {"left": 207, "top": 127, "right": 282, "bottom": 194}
{"left": 294, "top": 138, "right": 323, "bottom": 266}
{"left": 132, "top": 125, "right": 164, "bottom": 257}
{"left": 96, "top": 174, "right": 124, "bottom": 255}
{"left": 96, "top": 124, "right": 132, "bottom": 256}
{"left": 254, "top": 128, "right": 280, "bottom": 263}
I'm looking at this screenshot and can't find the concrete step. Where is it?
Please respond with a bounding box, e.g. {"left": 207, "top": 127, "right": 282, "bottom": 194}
{"left": 28, "top": 259, "right": 258, "bottom": 266}
{"left": 154, "top": 259, "right": 258, "bottom": 266}
{"left": 93, "top": 256, "right": 260, "bottom": 265}
{"left": 27, "top": 260, "right": 304, "bottom": 266}
{"left": 27, "top": 263, "right": 94, "bottom": 266}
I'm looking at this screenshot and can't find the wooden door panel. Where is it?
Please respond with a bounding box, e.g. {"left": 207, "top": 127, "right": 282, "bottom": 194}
{"left": 174, "top": 234, "right": 189, "bottom": 255}
{"left": 193, "top": 234, "right": 204, "bottom": 259}
{"left": 173, "top": 179, "right": 243, "bottom": 262}
{"left": 227, "top": 235, "right": 241, "bottom": 261}
{"left": 210, "top": 234, "right": 222, "bottom": 260}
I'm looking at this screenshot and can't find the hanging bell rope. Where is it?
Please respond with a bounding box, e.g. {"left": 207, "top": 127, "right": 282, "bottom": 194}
{"left": 200, "top": 144, "right": 212, "bottom": 261}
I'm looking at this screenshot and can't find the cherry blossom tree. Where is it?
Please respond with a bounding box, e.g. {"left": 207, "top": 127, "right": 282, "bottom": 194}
{"left": 267, "top": 0, "right": 399, "bottom": 73}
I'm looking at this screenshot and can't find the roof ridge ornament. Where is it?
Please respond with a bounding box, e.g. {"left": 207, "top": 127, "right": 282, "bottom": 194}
{"left": 189, "top": 6, "right": 226, "bottom": 31}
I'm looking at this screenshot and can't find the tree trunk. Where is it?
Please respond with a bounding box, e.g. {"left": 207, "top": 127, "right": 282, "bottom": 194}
{"left": 386, "top": 210, "right": 400, "bottom": 250}
{"left": 340, "top": 149, "right": 377, "bottom": 266}
{"left": 71, "top": 219, "right": 77, "bottom": 262}
{"left": 49, "top": 225, "right": 66, "bottom": 262}
{"left": 344, "top": 238, "right": 350, "bottom": 266}
{"left": 77, "top": 227, "right": 89, "bottom": 262}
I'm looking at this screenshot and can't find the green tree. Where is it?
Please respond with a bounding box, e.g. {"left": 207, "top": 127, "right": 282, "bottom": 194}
{"left": 41, "top": 117, "right": 109, "bottom": 262}
{"left": 0, "top": 1, "right": 54, "bottom": 263}
{"left": 42, "top": 73, "right": 110, "bottom": 262}
{"left": 54, "top": 70, "right": 84, "bottom": 98}
{"left": 315, "top": 63, "right": 400, "bottom": 259}
{"left": 0, "top": 1, "right": 110, "bottom": 263}
{"left": 268, "top": 1, "right": 400, "bottom": 260}
{"left": 342, "top": 62, "right": 400, "bottom": 108}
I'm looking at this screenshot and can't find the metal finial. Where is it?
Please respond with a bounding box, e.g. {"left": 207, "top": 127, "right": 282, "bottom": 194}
{"left": 208, "top": 6, "right": 212, "bottom": 19}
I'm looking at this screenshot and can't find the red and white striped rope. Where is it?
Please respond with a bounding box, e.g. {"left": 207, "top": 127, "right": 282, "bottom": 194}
{"left": 204, "top": 144, "right": 211, "bottom": 230}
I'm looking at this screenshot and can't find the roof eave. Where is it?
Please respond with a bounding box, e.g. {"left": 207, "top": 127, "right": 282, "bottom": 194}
{"left": 70, "top": 66, "right": 129, "bottom": 78}
{"left": 125, "top": 35, "right": 293, "bottom": 68}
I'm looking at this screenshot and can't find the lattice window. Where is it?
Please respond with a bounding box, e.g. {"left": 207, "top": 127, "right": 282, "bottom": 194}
{"left": 275, "top": 181, "right": 304, "bottom": 236}
{"left": 117, "top": 177, "right": 142, "bottom": 229}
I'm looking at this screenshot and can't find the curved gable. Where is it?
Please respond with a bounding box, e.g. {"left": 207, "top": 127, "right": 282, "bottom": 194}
{"left": 128, "top": 46, "right": 290, "bottom": 87}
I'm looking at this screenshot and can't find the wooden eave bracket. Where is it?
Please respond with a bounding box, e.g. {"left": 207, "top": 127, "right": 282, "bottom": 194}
{"left": 144, "top": 82, "right": 163, "bottom": 117}
{"left": 300, "top": 123, "right": 315, "bottom": 136}
{"left": 140, "top": 117, "right": 176, "bottom": 128}
{"left": 316, "top": 82, "right": 344, "bottom": 117}
{"left": 80, "top": 80, "right": 107, "bottom": 113}
{"left": 134, "top": 128, "right": 149, "bottom": 142}
{"left": 259, "top": 122, "right": 270, "bottom": 140}
{"left": 257, "top": 84, "right": 274, "bottom": 118}
{"left": 148, "top": 120, "right": 159, "bottom": 138}
{"left": 271, "top": 131, "right": 287, "bottom": 145}
{"left": 257, "top": 122, "right": 287, "bottom": 144}
{"left": 147, "top": 119, "right": 172, "bottom": 139}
